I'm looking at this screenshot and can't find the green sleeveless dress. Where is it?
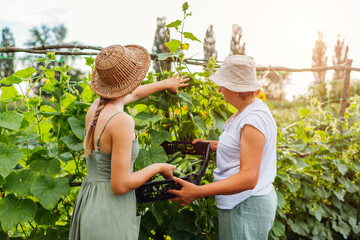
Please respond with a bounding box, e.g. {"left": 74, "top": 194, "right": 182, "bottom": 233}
{"left": 69, "top": 112, "right": 140, "bottom": 240}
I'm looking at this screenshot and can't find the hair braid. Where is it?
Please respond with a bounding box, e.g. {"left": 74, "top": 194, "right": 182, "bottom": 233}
{"left": 82, "top": 97, "right": 109, "bottom": 157}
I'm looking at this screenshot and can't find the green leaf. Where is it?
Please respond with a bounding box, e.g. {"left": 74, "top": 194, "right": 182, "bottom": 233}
{"left": 183, "top": 32, "right": 201, "bottom": 42}
{"left": 165, "top": 39, "right": 182, "bottom": 53}
{"left": 44, "top": 68, "right": 55, "bottom": 79}
{"left": 149, "top": 146, "right": 168, "bottom": 163}
{"left": 332, "top": 220, "right": 351, "bottom": 239}
{"left": 31, "top": 176, "right": 69, "bottom": 210}
{"left": 211, "top": 111, "right": 225, "bottom": 133}
{"left": 0, "top": 111, "right": 24, "bottom": 131}
{"left": 135, "top": 111, "right": 151, "bottom": 120}
{"left": 317, "top": 186, "right": 330, "bottom": 198}
{"left": 149, "top": 130, "right": 172, "bottom": 146}
{"left": 302, "top": 184, "right": 315, "bottom": 198}
{"left": 68, "top": 117, "right": 85, "bottom": 140}
{"left": 271, "top": 219, "right": 285, "bottom": 237}
{"left": 11, "top": 133, "right": 39, "bottom": 145}
{"left": 61, "top": 92, "right": 76, "bottom": 109}
{"left": 191, "top": 115, "right": 207, "bottom": 134}
{"left": 335, "top": 159, "right": 348, "bottom": 175}
{"left": 135, "top": 146, "right": 167, "bottom": 169}
{"left": 12, "top": 67, "right": 37, "bottom": 79}
{"left": 0, "top": 76, "right": 22, "bottom": 84}
{"left": 38, "top": 121, "right": 53, "bottom": 143}
{"left": 157, "top": 52, "right": 175, "bottom": 61}
{"left": 34, "top": 205, "right": 60, "bottom": 225}
{"left": 135, "top": 112, "right": 162, "bottom": 126}
{"left": 58, "top": 152, "right": 73, "bottom": 163}
{"left": 42, "top": 82, "right": 55, "bottom": 93}
{"left": 79, "top": 81, "right": 94, "bottom": 102}
{"left": 40, "top": 105, "right": 57, "bottom": 113}
{"left": 321, "top": 171, "right": 334, "bottom": 182}
{"left": 0, "top": 142, "right": 24, "bottom": 177}
{"left": 0, "top": 194, "right": 37, "bottom": 232}
{"left": 287, "top": 219, "right": 310, "bottom": 236}
{"left": 152, "top": 201, "right": 167, "bottom": 226}
{"left": 282, "top": 178, "right": 299, "bottom": 192}
{"left": 135, "top": 149, "right": 149, "bottom": 169}
{"left": 182, "top": 2, "right": 189, "bottom": 12}
{"left": 1, "top": 86, "right": 18, "bottom": 101}
{"left": 276, "top": 190, "right": 286, "bottom": 209}
{"left": 46, "top": 52, "right": 56, "bottom": 60}
{"left": 3, "top": 169, "right": 36, "bottom": 196}
{"left": 30, "top": 158, "right": 61, "bottom": 176}
{"left": 85, "top": 56, "right": 95, "bottom": 66}
{"left": 337, "top": 176, "right": 358, "bottom": 193}
{"left": 61, "top": 135, "right": 83, "bottom": 151}
{"left": 313, "top": 204, "right": 325, "bottom": 221}
{"left": 174, "top": 209, "right": 198, "bottom": 233}
{"left": 179, "top": 91, "right": 193, "bottom": 105}
{"left": 333, "top": 188, "right": 345, "bottom": 201}
{"left": 166, "top": 20, "right": 182, "bottom": 29}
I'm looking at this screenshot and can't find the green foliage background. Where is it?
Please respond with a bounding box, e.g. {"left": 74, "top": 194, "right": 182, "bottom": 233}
{"left": 0, "top": 3, "right": 359, "bottom": 240}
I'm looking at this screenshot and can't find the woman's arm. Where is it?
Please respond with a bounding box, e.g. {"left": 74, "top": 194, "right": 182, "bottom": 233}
{"left": 108, "top": 114, "right": 176, "bottom": 195}
{"left": 124, "top": 73, "right": 189, "bottom": 105}
{"left": 169, "top": 124, "right": 265, "bottom": 206}
{"left": 192, "top": 138, "right": 218, "bottom": 151}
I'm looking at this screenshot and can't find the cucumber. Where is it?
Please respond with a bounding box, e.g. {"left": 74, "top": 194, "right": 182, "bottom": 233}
{"left": 167, "top": 151, "right": 182, "bottom": 163}
{"left": 178, "top": 160, "right": 190, "bottom": 172}
{"left": 173, "top": 169, "right": 185, "bottom": 177}
{"left": 187, "top": 161, "right": 193, "bottom": 173}
{"left": 169, "top": 157, "right": 183, "bottom": 165}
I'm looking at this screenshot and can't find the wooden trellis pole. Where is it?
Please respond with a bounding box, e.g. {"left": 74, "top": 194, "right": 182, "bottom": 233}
{"left": 339, "top": 59, "right": 353, "bottom": 132}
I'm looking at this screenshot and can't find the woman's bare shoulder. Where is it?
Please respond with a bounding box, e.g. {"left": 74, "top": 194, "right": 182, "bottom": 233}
{"left": 106, "top": 112, "right": 135, "bottom": 141}
{"left": 107, "top": 112, "right": 134, "bottom": 129}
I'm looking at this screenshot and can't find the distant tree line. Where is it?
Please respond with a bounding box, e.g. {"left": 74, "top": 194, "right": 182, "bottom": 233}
{"left": 1, "top": 21, "right": 358, "bottom": 101}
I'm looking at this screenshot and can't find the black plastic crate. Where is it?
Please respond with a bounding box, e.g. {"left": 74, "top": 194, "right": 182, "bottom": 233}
{"left": 135, "top": 141, "right": 210, "bottom": 204}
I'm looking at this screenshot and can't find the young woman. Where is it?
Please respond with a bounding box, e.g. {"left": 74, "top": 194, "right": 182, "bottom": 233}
{"left": 169, "top": 55, "right": 277, "bottom": 240}
{"left": 69, "top": 44, "right": 189, "bottom": 240}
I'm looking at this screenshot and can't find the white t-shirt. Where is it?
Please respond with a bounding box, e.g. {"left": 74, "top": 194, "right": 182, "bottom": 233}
{"left": 213, "top": 98, "right": 277, "bottom": 209}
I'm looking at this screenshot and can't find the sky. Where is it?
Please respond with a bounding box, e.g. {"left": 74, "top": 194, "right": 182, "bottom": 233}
{"left": 1, "top": 0, "right": 360, "bottom": 99}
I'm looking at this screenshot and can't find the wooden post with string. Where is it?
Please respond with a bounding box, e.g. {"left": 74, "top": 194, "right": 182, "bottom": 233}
{"left": 339, "top": 59, "right": 353, "bottom": 132}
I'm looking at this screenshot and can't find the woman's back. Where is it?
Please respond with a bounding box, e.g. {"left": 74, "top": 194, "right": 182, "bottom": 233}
{"left": 69, "top": 109, "right": 141, "bottom": 240}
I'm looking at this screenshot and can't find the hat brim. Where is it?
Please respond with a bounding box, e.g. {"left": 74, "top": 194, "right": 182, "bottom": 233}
{"left": 91, "top": 45, "right": 151, "bottom": 99}
{"left": 209, "top": 72, "right": 261, "bottom": 92}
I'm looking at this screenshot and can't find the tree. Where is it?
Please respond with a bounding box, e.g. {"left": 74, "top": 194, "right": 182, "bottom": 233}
{"left": 330, "top": 35, "right": 349, "bottom": 99}
{"left": 203, "top": 24, "right": 217, "bottom": 60}
{"left": 257, "top": 71, "right": 291, "bottom": 100}
{"left": 311, "top": 31, "right": 328, "bottom": 101}
{"left": 25, "top": 24, "right": 67, "bottom": 47}
{"left": 24, "top": 24, "right": 83, "bottom": 95}
{"left": 229, "top": 24, "right": 245, "bottom": 55}
{"left": 152, "top": 17, "right": 170, "bottom": 72}
{"left": 0, "top": 27, "right": 15, "bottom": 80}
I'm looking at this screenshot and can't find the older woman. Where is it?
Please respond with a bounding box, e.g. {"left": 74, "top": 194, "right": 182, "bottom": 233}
{"left": 169, "top": 55, "right": 277, "bottom": 240}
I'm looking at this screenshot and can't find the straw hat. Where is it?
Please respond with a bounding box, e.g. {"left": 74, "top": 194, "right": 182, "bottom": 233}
{"left": 209, "top": 55, "right": 261, "bottom": 92}
{"left": 91, "top": 44, "right": 151, "bottom": 99}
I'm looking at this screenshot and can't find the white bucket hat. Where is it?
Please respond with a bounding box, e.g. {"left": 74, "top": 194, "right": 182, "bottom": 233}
{"left": 209, "top": 55, "right": 261, "bottom": 92}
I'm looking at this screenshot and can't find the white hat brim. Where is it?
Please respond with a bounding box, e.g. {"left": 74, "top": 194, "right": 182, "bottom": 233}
{"left": 209, "top": 73, "right": 261, "bottom": 92}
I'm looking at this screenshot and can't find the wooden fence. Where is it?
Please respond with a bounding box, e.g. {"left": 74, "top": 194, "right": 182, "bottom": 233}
{"left": 1, "top": 44, "right": 360, "bottom": 128}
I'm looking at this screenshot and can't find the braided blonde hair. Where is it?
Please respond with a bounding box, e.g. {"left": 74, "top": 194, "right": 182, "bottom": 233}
{"left": 82, "top": 97, "right": 109, "bottom": 157}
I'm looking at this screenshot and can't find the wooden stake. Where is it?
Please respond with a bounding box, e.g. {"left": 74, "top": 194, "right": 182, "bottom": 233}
{"left": 339, "top": 59, "right": 353, "bottom": 132}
